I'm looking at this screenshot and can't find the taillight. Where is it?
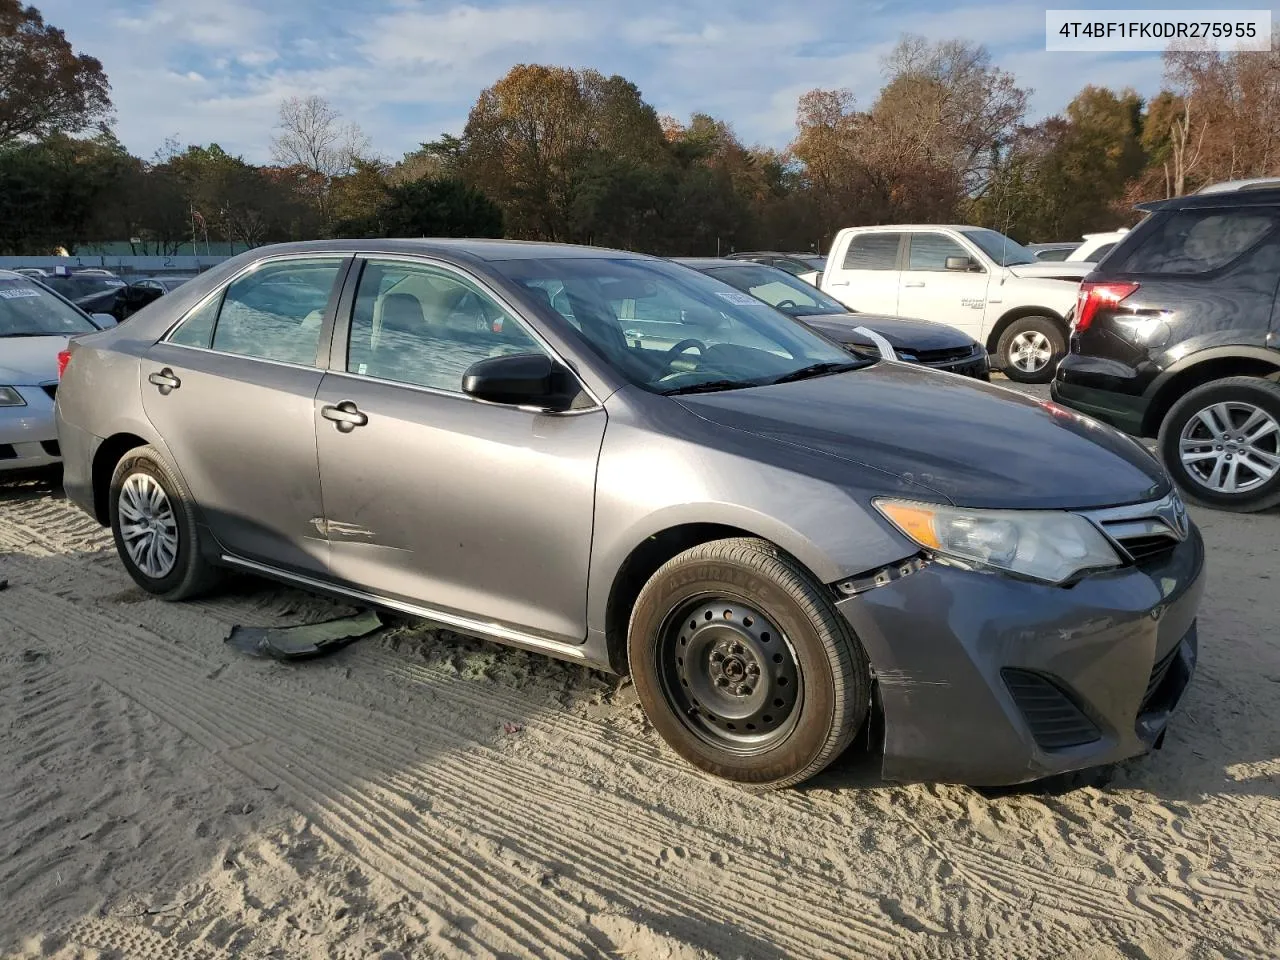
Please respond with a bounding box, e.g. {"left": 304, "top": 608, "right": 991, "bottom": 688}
{"left": 57, "top": 349, "right": 71, "bottom": 379}
{"left": 1074, "top": 281, "right": 1139, "bottom": 333}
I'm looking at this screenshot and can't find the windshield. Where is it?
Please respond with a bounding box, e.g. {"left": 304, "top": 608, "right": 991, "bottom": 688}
{"left": 701, "top": 264, "right": 849, "bottom": 317}
{"left": 44, "top": 274, "right": 126, "bottom": 300}
{"left": 0, "top": 277, "right": 98, "bottom": 337}
{"left": 493, "top": 257, "right": 860, "bottom": 394}
{"left": 960, "top": 229, "right": 1036, "bottom": 266}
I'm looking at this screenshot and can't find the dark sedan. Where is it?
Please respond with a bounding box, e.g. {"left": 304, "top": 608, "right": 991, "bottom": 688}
{"left": 679, "top": 258, "right": 990, "bottom": 379}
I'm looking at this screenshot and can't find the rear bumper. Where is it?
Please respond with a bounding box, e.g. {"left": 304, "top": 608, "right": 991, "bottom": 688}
{"left": 0, "top": 388, "right": 60, "bottom": 472}
{"left": 836, "top": 525, "right": 1205, "bottom": 786}
{"left": 1052, "top": 346, "right": 1153, "bottom": 436}
{"left": 54, "top": 409, "right": 100, "bottom": 518}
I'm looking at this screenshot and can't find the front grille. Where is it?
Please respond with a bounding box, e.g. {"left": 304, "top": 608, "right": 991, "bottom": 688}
{"left": 41, "top": 383, "right": 57, "bottom": 401}
{"left": 40, "top": 440, "right": 60, "bottom": 457}
{"left": 1002, "top": 669, "right": 1102, "bottom": 750}
{"left": 917, "top": 345, "right": 978, "bottom": 364}
{"left": 1085, "top": 492, "right": 1188, "bottom": 566}
{"left": 0, "top": 443, "right": 15, "bottom": 460}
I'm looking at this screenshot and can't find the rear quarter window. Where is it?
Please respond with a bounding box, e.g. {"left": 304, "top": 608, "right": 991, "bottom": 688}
{"left": 1117, "top": 209, "right": 1279, "bottom": 274}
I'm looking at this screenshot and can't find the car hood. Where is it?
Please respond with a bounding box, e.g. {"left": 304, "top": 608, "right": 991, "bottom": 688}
{"left": 0, "top": 335, "right": 67, "bottom": 384}
{"left": 799, "top": 312, "right": 977, "bottom": 351}
{"left": 1004, "top": 261, "right": 1091, "bottom": 282}
{"left": 676, "top": 361, "right": 1169, "bottom": 510}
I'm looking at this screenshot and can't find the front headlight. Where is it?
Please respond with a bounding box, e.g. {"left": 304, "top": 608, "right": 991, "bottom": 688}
{"left": 874, "top": 498, "right": 1122, "bottom": 584}
{"left": 0, "top": 386, "right": 26, "bottom": 407}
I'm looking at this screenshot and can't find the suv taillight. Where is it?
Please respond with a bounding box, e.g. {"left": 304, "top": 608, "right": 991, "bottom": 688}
{"left": 1074, "top": 281, "right": 1139, "bottom": 333}
{"left": 57, "top": 349, "right": 71, "bottom": 378}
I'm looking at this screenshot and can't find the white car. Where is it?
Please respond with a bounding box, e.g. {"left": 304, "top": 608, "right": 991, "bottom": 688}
{"left": 817, "top": 225, "right": 1086, "bottom": 383}
{"left": 0, "top": 270, "right": 115, "bottom": 474}
{"left": 1067, "top": 229, "right": 1128, "bottom": 264}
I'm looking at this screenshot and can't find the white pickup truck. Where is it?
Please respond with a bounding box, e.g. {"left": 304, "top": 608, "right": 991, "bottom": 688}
{"left": 817, "top": 225, "right": 1089, "bottom": 383}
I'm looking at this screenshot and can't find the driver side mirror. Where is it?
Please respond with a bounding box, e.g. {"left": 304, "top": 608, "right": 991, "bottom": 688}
{"left": 462, "top": 353, "right": 580, "bottom": 411}
{"left": 91, "top": 312, "right": 118, "bottom": 328}
{"left": 945, "top": 256, "right": 979, "bottom": 272}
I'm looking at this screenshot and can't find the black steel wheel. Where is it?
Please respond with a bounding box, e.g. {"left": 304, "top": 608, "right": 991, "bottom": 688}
{"left": 628, "top": 537, "right": 871, "bottom": 789}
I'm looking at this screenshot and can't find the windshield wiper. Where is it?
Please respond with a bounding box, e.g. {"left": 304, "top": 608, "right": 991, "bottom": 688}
{"left": 660, "top": 379, "right": 752, "bottom": 396}
{"left": 769, "top": 361, "right": 865, "bottom": 385}
{"left": 0, "top": 332, "right": 51, "bottom": 338}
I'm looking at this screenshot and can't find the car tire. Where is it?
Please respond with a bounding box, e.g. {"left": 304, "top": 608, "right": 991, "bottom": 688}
{"left": 1158, "top": 376, "right": 1280, "bottom": 513}
{"left": 108, "top": 445, "right": 220, "bottom": 600}
{"left": 627, "top": 537, "right": 871, "bottom": 789}
{"left": 997, "top": 316, "right": 1065, "bottom": 384}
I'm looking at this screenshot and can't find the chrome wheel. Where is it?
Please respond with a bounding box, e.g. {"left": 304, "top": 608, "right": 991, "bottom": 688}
{"left": 118, "top": 473, "right": 179, "bottom": 579}
{"left": 1008, "top": 330, "right": 1053, "bottom": 373}
{"left": 658, "top": 598, "right": 802, "bottom": 755}
{"left": 1178, "top": 401, "right": 1280, "bottom": 494}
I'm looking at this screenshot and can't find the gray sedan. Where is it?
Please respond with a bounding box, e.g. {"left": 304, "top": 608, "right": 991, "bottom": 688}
{"left": 0, "top": 270, "right": 113, "bottom": 474}
{"left": 56, "top": 240, "right": 1204, "bottom": 788}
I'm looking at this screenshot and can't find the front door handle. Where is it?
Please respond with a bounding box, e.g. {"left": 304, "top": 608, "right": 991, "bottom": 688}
{"left": 148, "top": 368, "right": 181, "bottom": 394}
{"left": 828, "top": 280, "right": 850, "bottom": 287}
{"left": 903, "top": 281, "right": 926, "bottom": 288}
{"left": 321, "top": 400, "right": 368, "bottom": 433}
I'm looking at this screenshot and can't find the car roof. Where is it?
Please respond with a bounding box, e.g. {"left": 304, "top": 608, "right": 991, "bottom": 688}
{"left": 241, "top": 238, "right": 653, "bottom": 262}
{"left": 1138, "top": 187, "right": 1280, "bottom": 212}
{"left": 0, "top": 269, "right": 27, "bottom": 280}
{"left": 675, "top": 257, "right": 758, "bottom": 268}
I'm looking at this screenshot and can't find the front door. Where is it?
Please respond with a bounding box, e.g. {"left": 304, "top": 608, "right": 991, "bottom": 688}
{"left": 822, "top": 232, "right": 903, "bottom": 313}
{"left": 140, "top": 256, "right": 347, "bottom": 574}
{"left": 314, "top": 257, "right": 606, "bottom": 644}
{"left": 896, "top": 232, "right": 991, "bottom": 340}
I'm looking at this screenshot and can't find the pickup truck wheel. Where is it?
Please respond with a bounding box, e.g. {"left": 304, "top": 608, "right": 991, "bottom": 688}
{"left": 997, "top": 316, "right": 1064, "bottom": 384}
{"left": 1158, "top": 377, "right": 1280, "bottom": 513}
{"left": 627, "top": 537, "right": 870, "bottom": 789}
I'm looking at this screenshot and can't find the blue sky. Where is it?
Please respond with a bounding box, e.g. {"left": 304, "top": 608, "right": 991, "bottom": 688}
{"left": 41, "top": 0, "right": 1195, "bottom": 164}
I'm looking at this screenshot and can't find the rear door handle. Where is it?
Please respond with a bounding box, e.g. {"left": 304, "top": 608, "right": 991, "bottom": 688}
{"left": 828, "top": 280, "right": 850, "bottom": 287}
{"left": 148, "top": 368, "right": 181, "bottom": 394}
{"left": 321, "top": 400, "right": 368, "bottom": 433}
{"left": 904, "top": 281, "right": 926, "bottom": 288}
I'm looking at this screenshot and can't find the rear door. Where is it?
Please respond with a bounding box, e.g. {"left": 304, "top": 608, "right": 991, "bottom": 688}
{"left": 313, "top": 256, "right": 605, "bottom": 644}
{"left": 896, "top": 231, "right": 991, "bottom": 339}
{"left": 141, "top": 255, "right": 349, "bottom": 575}
{"left": 822, "top": 232, "right": 903, "bottom": 313}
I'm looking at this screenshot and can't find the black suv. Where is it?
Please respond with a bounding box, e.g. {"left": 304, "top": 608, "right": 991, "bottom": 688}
{"left": 1053, "top": 187, "right": 1280, "bottom": 512}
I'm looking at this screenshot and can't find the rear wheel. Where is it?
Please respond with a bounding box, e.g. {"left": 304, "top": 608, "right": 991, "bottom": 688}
{"left": 997, "top": 316, "right": 1065, "bottom": 384}
{"left": 627, "top": 538, "right": 870, "bottom": 789}
{"left": 109, "top": 445, "right": 219, "bottom": 599}
{"left": 1158, "top": 376, "right": 1280, "bottom": 512}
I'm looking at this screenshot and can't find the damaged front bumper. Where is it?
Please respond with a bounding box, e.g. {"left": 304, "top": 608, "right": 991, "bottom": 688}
{"left": 836, "top": 524, "right": 1205, "bottom": 786}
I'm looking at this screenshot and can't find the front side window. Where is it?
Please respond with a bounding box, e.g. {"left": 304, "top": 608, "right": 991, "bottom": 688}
{"left": 208, "top": 259, "right": 343, "bottom": 365}
{"left": 494, "top": 257, "right": 859, "bottom": 395}
{"left": 841, "top": 234, "right": 902, "bottom": 270}
{"left": 959, "top": 229, "right": 1036, "bottom": 266}
{"left": 909, "top": 233, "right": 972, "bottom": 271}
{"left": 1117, "top": 210, "right": 1278, "bottom": 274}
{"left": 0, "top": 277, "right": 98, "bottom": 337}
{"left": 346, "top": 259, "right": 546, "bottom": 393}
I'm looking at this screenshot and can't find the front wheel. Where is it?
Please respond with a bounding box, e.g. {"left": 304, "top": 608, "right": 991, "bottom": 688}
{"left": 1158, "top": 376, "right": 1280, "bottom": 512}
{"left": 997, "top": 316, "right": 1065, "bottom": 384}
{"left": 627, "top": 538, "right": 871, "bottom": 789}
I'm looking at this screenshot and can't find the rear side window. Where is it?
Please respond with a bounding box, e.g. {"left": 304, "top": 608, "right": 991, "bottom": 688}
{"left": 168, "top": 293, "right": 220, "bottom": 348}
{"left": 1083, "top": 242, "right": 1116, "bottom": 263}
{"left": 1119, "top": 210, "right": 1279, "bottom": 274}
{"left": 841, "top": 234, "right": 901, "bottom": 270}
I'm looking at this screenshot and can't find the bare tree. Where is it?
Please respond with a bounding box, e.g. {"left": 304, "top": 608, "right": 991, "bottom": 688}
{"left": 1165, "top": 99, "right": 1206, "bottom": 197}
{"left": 270, "top": 95, "right": 369, "bottom": 223}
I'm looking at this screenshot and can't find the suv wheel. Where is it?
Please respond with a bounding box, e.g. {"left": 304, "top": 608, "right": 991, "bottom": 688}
{"left": 109, "top": 445, "right": 220, "bottom": 599}
{"left": 1158, "top": 376, "right": 1280, "bottom": 512}
{"left": 627, "top": 537, "right": 871, "bottom": 789}
{"left": 997, "top": 316, "right": 1065, "bottom": 384}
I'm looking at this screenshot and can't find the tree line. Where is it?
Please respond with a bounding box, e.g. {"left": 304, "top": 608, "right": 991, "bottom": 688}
{"left": 2, "top": 0, "right": 1278, "bottom": 258}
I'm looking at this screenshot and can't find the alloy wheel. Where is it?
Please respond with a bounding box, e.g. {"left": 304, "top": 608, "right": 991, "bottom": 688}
{"left": 1008, "top": 330, "right": 1053, "bottom": 373}
{"left": 1178, "top": 401, "right": 1280, "bottom": 495}
{"left": 658, "top": 598, "right": 803, "bottom": 754}
{"left": 118, "top": 473, "right": 180, "bottom": 579}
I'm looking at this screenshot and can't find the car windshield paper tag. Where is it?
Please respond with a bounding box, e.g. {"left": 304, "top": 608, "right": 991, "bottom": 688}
{"left": 0, "top": 288, "right": 42, "bottom": 300}
{"left": 716, "top": 291, "right": 765, "bottom": 307}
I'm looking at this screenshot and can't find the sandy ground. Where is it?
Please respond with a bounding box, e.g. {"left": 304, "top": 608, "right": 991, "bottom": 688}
{"left": 2, "top": 383, "right": 1279, "bottom": 960}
